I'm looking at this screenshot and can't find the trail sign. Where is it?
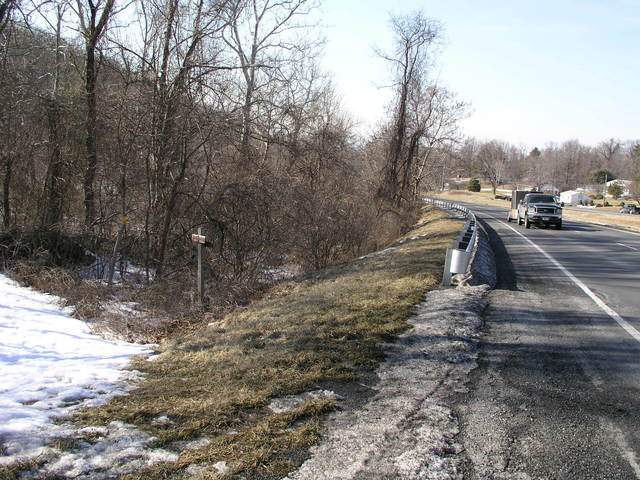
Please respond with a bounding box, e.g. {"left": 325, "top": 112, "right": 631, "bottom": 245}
{"left": 192, "top": 228, "right": 206, "bottom": 306}
{"left": 191, "top": 233, "right": 206, "bottom": 244}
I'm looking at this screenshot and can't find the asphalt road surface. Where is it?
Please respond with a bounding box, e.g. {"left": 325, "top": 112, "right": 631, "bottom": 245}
{"left": 454, "top": 202, "right": 640, "bottom": 480}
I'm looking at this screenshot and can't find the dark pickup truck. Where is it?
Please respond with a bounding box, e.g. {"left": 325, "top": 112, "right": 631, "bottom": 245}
{"left": 517, "top": 193, "right": 563, "bottom": 229}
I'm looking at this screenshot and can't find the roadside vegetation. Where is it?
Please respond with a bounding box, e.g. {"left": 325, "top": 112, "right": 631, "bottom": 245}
{"left": 54, "top": 206, "right": 460, "bottom": 480}
{"left": 1, "top": 5, "right": 468, "bottom": 476}
{"left": 0, "top": 2, "right": 464, "bottom": 341}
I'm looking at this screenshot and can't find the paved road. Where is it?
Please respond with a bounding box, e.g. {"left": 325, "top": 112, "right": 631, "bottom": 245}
{"left": 454, "top": 202, "right": 640, "bottom": 480}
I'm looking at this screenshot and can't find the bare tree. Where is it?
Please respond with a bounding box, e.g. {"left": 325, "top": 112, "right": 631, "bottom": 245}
{"left": 408, "top": 85, "right": 467, "bottom": 197}
{"left": 0, "top": 0, "right": 16, "bottom": 228}
{"left": 630, "top": 142, "right": 640, "bottom": 178}
{"left": 376, "top": 11, "right": 441, "bottom": 205}
{"left": 597, "top": 138, "right": 621, "bottom": 170}
{"left": 0, "top": 0, "right": 19, "bottom": 38}
{"left": 38, "top": 2, "right": 68, "bottom": 229}
{"left": 525, "top": 146, "right": 549, "bottom": 189}
{"left": 71, "top": 0, "right": 117, "bottom": 226}
{"left": 476, "top": 140, "right": 508, "bottom": 196}
{"left": 123, "top": 0, "right": 228, "bottom": 276}
{"left": 221, "top": 0, "right": 319, "bottom": 163}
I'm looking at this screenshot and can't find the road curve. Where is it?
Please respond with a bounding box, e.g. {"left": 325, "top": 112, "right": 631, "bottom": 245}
{"left": 455, "top": 202, "right": 640, "bottom": 480}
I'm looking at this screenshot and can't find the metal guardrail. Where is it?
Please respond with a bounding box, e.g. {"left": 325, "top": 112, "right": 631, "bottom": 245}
{"left": 423, "top": 198, "right": 471, "bottom": 217}
{"left": 424, "top": 198, "right": 477, "bottom": 286}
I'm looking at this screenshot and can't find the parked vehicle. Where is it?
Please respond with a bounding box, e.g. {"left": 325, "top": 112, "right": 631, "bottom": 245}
{"left": 619, "top": 204, "right": 640, "bottom": 214}
{"left": 517, "top": 193, "right": 563, "bottom": 229}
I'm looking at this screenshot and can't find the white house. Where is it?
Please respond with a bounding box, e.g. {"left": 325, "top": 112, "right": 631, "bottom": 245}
{"left": 606, "top": 179, "right": 632, "bottom": 197}
{"left": 560, "top": 190, "right": 591, "bottom": 204}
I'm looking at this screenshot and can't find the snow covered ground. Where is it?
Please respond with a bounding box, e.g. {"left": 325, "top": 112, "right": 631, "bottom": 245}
{"left": 0, "top": 273, "right": 155, "bottom": 471}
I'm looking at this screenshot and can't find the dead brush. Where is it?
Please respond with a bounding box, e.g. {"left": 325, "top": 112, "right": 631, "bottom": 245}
{"left": 8, "top": 260, "right": 109, "bottom": 323}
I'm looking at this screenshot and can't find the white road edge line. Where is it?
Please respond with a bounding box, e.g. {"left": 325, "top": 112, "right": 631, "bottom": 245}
{"left": 483, "top": 212, "right": 640, "bottom": 344}
{"left": 617, "top": 242, "right": 639, "bottom": 251}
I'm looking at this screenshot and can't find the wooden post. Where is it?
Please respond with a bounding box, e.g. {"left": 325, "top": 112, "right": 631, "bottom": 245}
{"left": 197, "top": 227, "right": 203, "bottom": 305}
{"left": 192, "top": 227, "right": 206, "bottom": 306}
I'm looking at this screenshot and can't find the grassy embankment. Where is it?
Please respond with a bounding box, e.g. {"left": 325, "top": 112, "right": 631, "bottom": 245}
{"left": 57, "top": 206, "right": 461, "bottom": 480}
{"left": 434, "top": 190, "right": 640, "bottom": 231}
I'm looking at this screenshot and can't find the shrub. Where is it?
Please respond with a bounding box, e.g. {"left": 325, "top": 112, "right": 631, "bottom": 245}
{"left": 0, "top": 230, "right": 89, "bottom": 268}
{"left": 608, "top": 183, "right": 624, "bottom": 199}
{"left": 467, "top": 178, "right": 481, "bottom": 192}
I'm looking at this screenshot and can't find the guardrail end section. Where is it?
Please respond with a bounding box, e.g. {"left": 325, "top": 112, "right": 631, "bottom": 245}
{"left": 442, "top": 248, "right": 454, "bottom": 286}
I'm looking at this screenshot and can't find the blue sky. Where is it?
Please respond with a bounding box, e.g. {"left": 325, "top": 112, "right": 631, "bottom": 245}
{"left": 317, "top": 0, "right": 640, "bottom": 148}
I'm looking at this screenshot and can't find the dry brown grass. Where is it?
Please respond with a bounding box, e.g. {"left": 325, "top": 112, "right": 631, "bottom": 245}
{"left": 0, "top": 458, "right": 40, "bottom": 480}
{"left": 559, "top": 209, "right": 640, "bottom": 229}
{"left": 5, "top": 261, "right": 211, "bottom": 343}
{"left": 8, "top": 261, "right": 109, "bottom": 320}
{"left": 70, "top": 206, "right": 461, "bottom": 479}
{"left": 434, "top": 190, "right": 640, "bottom": 231}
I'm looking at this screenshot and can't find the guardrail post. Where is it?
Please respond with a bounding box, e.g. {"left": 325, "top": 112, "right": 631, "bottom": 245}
{"left": 442, "top": 248, "right": 453, "bottom": 286}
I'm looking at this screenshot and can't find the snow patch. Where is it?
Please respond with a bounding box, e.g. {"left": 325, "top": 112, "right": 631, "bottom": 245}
{"left": 262, "top": 264, "right": 301, "bottom": 283}
{"left": 168, "top": 437, "right": 211, "bottom": 452}
{"left": 0, "top": 273, "right": 155, "bottom": 473}
{"left": 186, "top": 464, "right": 209, "bottom": 475}
{"left": 80, "top": 252, "right": 153, "bottom": 286}
{"left": 268, "top": 390, "right": 343, "bottom": 414}
{"left": 18, "top": 421, "right": 179, "bottom": 479}
{"left": 214, "top": 461, "right": 230, "bottom": 474}
{"left": 151, "top": 415, "right": 173, "bottom": 426}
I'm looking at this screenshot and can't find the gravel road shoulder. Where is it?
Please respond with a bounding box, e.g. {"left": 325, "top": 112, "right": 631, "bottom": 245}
{"left": 285, "top": 223, "right": 496, "bottom": 480}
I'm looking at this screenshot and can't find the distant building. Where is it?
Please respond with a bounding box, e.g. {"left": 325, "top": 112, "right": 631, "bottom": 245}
{"left": 606, "top": 179, "right": 632, "bottom": 197}
{"left": 560, "top": 190, "right": 591, "bottom": 204}
{"left": 576, "top": 185, "right": 601, "bottom": 194}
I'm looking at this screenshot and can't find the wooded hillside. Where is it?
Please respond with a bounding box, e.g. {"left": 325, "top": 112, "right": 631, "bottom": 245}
{"left": 0, "top": 1, "right": 463, "bottom": 313}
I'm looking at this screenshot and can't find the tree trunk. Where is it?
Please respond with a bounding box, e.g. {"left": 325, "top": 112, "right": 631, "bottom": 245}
{"left": 42, "top": 98, "right": 64, "bottom": 229}
{"left": 156, "top": 149, "right": 188, "bottom": 277}
{"left": 79, "top": 0, "right": 116, "bottom": 227}
{"left": 83, "top": 39, "right": 98, "bottom": 225}
{"left": 2, "top": 153, "right": 11, "bottom": 228}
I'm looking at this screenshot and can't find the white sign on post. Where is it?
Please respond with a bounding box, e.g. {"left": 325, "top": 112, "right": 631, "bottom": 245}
{"left": 191, "top": 233, "right": 206, "bottom": 244}
{"left": 192, "top": 229, "right": 206, "bottom": 305}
